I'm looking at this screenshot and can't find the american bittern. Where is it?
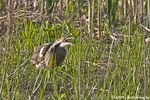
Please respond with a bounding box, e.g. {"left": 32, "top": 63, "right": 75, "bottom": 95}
{"left": 30, "top": 37, "right": 73, "bottom": 69}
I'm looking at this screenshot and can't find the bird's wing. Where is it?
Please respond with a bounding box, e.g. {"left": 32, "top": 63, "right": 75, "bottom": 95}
{"left": 30, "top": 42, "right": 53, "bottom": 68}
{"left": 55, "top": 47, "right": 67, "bottom": 66}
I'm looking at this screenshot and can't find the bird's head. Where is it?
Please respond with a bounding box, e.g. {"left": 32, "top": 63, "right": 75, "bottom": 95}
{"left": 53, "top": 37, "right": 73, "bottom": 48}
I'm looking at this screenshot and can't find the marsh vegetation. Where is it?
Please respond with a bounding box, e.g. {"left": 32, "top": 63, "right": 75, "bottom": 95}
{"left": 0, "top": 0, "right": 150, "bottom": 99}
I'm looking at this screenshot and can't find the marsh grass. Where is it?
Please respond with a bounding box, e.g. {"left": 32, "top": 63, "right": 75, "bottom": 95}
{"left": 0, "top": 20, "right": 150, "bottom": 100}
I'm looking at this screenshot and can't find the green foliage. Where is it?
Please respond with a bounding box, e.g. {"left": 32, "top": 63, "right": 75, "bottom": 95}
{"left": 107, "top": 0, "right": 119, "bottom": 28}
{"left": 147, "top": 0, "right": 150, "bottom": 28}
{"left": 0, "top": 19, "right": 150, "bottom": 99}
{"left": 0, "top": 0, "right": 150, "bottom": 99}
{"left": 65, "top": 1, "right": 76, "bottom": 18}
{"left": 108, "top": 0, "right": 112, "bottom": 27}
{"left": 46, "top": 0, "right": 59, "bottom": 13}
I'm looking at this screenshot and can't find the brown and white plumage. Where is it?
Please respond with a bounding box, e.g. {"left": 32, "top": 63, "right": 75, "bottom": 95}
{"left": 30, "top": 37, "right": 73, "bottom": 69}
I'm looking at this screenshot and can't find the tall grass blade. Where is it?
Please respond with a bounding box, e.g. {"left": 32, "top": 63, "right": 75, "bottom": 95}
{"left": 147, "top": 0, "right": 150, "bottom": 28}
{"left": 108, "top": 0, "right": 112, "bottom": 28}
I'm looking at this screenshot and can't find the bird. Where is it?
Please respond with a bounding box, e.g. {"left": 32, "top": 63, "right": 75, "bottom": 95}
{"left": 30, "top": 37, "right": 73, "bottom": 69}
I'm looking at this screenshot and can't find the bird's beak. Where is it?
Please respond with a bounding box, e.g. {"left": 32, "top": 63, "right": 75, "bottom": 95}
{"left": 65, "top": 37, "right": 74, "bottom": 41}
{"left": 59, "top": 42, "right": 73, "bottom": 47}
{"left": 59, "top": 37, "right": 73, "bottom": 47}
